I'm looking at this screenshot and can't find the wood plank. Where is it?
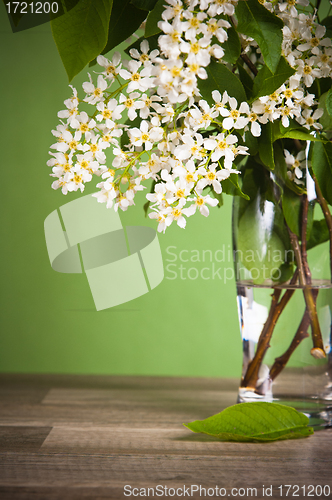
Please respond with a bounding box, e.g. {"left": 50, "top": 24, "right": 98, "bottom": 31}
{"left": 0, "top": 426, "right": 52, "bottom": 452}
{"left": 0, "top": 374, "right": 331, "bottom": 500}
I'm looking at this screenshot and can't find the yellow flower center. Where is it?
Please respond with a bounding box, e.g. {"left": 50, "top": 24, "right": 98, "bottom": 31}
{"left": 189, "top": 63, "right": 199, "bottom": 73}
{"left": 171, "top": 66, "right": 181, "bottom": 77}
{"left": 103, "top": 110, "right": 112, "bottom": 119}
{"left": 69, "top": 140, "right": 78, "bottom": 150}
{"left": 304, "top": 65, "right": 312, "bottom": 75}
{"left": 125, "top": 99, "right": 134, "bottom": 108}
{"left": 171, "top": 32, "right": 180, "bottom": 42}
{"left": 190, "top": 43, "right": 200, "bottom": 54}
{"left": 196, "top": 197, "right": 204, "bottom": 206}
{"left": 207, "top": 172, "right": 216, "bottom": 181}
{"left": 190, "top": 17, "right": 200, "bottom": 28}
{"left": 80, "top": 123, "right": 89, "bottom": 132}
{"left": 141, "top": 133, "right": 150, "bottom": 142}
{"left": 90, "top": 144, "right": 98, "bottom": 152}
{"left": 132, "top": 73, "right": 140, "bottom": 81}
{"left": 74, "top": 175, "right": 82, "bottom": 184}
{"left": 93, "top": 88, "right": 102, "bottom": 97}
{"left": 284, "top": 89, "right": 293, "bottom": 99}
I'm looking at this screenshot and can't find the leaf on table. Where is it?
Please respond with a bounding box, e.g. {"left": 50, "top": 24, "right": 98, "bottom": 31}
{"left": 184, "top": 402, "right": 313, "bottom": 442}
{"left": 236, "top": 0, "right": 283, "bottom": 74}
{"left": 51, "top": 0, "right": 114, "bottom": 81}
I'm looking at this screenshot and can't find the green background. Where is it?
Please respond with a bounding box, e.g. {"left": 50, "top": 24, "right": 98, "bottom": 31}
{"left": 0, "top": 4, "right": 242, "bottom": 378}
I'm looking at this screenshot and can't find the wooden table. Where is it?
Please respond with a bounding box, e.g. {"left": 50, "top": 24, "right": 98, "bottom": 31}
{"left": 0, "top": 374, "right": 331, "bottom": 499}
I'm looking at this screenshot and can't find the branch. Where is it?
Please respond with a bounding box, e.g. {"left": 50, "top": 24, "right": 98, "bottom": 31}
{"left": 301, "top": 194, "right": 312, "bottom": 284}
{"left": 269, "top": 290, "right": 318, "bottom": 381}
{"left": 241, "top": 271, "right": 298, "bottom": 390}
{"left": 287, "top": 226, "right": 326, "bottom": 359}
{"left": 240, "top": 54, "right": 258, "bottom": 76}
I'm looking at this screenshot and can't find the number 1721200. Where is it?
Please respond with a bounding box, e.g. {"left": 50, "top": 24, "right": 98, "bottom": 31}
{"left": 5, "top": 2, "right": 59, "bottom": 14}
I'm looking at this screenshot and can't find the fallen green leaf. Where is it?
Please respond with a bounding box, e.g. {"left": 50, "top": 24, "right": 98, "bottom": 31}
{"left": 184, "top": 402, "right": 313, "bottom": 442}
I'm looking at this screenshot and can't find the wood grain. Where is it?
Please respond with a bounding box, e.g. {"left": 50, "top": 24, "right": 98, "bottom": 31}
{"left": 0, "top": 374, "right": 331, "bottom": 499}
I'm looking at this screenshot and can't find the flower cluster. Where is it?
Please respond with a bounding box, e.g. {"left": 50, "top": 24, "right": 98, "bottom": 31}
{"left": 48, "top": 0, "right": 327, "bottom": 232}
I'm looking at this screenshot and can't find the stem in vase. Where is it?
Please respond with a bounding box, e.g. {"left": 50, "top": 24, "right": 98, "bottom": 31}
{"left": 287, "top": 226, "right": 326, "bottom": 359}
{"left": 301, "top": 195, "right": 311, "bottom": 284}
{"left": 269, "top": 289, "right": 318, "bottom": 381}
{"left": 241, "top": 272, "right": 298, "bottom": 391}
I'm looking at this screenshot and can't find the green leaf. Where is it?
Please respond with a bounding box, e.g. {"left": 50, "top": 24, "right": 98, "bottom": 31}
{"left": 184, "top": 402, "right": 313, "bottom": 442}
{"left": 236, "top": 0, "right": 283, "bottom": 74}
{"left": 222, "top": 173, "right": 250, "bottom": 200}
{"left": 272, "top": 262, "right": 294, "bottom": 283}
{"left": 321, "top": 16, "right": 332, "bottom": 39}
{"left": 272, "top": 120, "right": 326, "bottom": 143}
{"left": 130, "top": 0, "right": 158, "bottom": 11}
{"left": 198, "top": 61, "right": 246, "bottom": 105}
{"left": 143, "top": 179, "right": 157, "bottom": 216}
{"left": 101, "top": 0, "right": 147, "bottom": 56}
{"left": 145, "top": 0, "right": 164, "bottom": 37}
{"left": 252, "top": 57, "right": 295, "bottom": 100}
{"left": 121, "top": 116, "right": 141, "bottom": 148}
{"left": 259, "top": 123, "right": 275, "bottom": 169}
{"left": 241, "top": 131, "right": 258, "bottom": 155}
{"left": 237, "top": 64, "right": 253, "bottom": 99}
{"left": 221, "top": 26, "right": 241, "bottom": 65}
{"left": 318, "top": 91, "right": 332, "bottom": 131}
{"left": 125, "top": 33, "right": 160, "bottom": 55}
{"left": 237, "top": 200, "right": 287, "bottom": 284}
{"left": 310, "top": 141, "right": 332, "bottom": 205}
{"left": 210, "top": 190, "right": 223, "bottom": 208}
{"left": 307, "top": 219, "right": 330, "bottom": 250}
{"left": 282, "top": 187, "right": 302, "bottom": 237}
{"left": 51, "top": 0, "right": 114, "bottom": 81}
{"left": 324, "top": 88, "right": 332, "bottom": 118}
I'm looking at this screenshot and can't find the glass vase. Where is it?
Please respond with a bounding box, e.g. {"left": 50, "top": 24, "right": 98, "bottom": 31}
{"left": 232, "top": 164, "right": 332, "bottom": 428}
